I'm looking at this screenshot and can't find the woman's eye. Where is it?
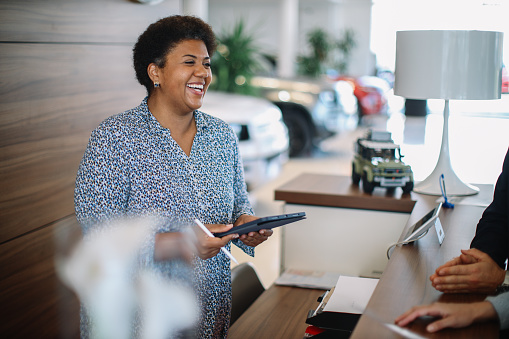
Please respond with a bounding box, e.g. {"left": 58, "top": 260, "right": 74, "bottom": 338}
{"left": 184, "top": 60, "right": 195, "bottom": 65}
{"left": 204, "top": 62, "right": 211, "bottom": 68}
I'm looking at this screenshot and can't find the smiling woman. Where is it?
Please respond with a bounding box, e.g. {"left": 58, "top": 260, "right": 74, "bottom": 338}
{"left": 74, "top": 15, "right": 274, "bottom": 339}
{"left": 146, "top": 38, "right": 212, "bottom": 147}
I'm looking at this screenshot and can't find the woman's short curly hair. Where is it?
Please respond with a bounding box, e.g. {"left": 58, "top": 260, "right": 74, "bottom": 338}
{"left": 133, "top": 15, "right": 217, "bottom": 95}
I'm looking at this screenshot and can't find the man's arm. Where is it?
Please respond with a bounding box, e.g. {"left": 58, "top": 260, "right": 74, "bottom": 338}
{"left": 470, "top": 148, "right": 509, "bottom": 268}
{"left": 430, "top": 149, "right": 509, "bottom": 293}
{"left": 487, "top": 291, "right": 509, "bottom": 329}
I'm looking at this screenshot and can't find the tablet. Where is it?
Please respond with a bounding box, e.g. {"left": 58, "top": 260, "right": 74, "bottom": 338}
{"left": 214, "top": 212, "right": 306, "bottom": 237}
{"left": 402, "top": 202, "right": 442, "bottom": 243}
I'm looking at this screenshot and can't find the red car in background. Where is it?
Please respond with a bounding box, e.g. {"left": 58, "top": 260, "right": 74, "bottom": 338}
{"left": 332, "top": 75, "right": 390, "bottom": 116}
{"left": 502, "top": 64, "right": 508, "bottom": 94}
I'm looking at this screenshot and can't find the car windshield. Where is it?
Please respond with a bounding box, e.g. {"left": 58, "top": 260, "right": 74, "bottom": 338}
{"left": 359, "top": 140, "right": 401, "bottom": 162}
{"left": 368, "top": 148, "right": 398, "bottom": 162}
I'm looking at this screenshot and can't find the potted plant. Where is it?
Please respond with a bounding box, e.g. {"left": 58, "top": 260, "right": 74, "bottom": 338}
{"left": 210, "top": 19, "right": 265, "bottom": 95}
{"left": 298, "top": 28, "right": 356, "bottom": 78}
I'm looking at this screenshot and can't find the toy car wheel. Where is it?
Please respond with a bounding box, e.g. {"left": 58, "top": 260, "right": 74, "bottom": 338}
{"left": 283, "top": 112, "right": 312, "bottom": 158}
{"left": 362, "top": 173, "right": 375, "bottom": 194}
{"left": 352, "top": 163, "right": 361, "bottom": 185}
{"left": 402, "top": 181, "right": 414, "bottom": 194}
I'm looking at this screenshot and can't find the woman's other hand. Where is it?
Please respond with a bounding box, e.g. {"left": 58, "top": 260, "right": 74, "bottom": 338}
{"left": 234, "top": 214, "right": 273, "bottom": 247}
{"left": 195, "top": 223, "right": 239, "bottom": 260}
{"left": 154, "top": 232, "right": 195, "bottom": 262}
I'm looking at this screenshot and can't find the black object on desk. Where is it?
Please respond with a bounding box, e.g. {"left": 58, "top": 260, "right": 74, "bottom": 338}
{"left": 306, "top": 310, "right": 360, "bottom": 334}
{"left": 305, "top": 288, "right": 360, "bottom": 334}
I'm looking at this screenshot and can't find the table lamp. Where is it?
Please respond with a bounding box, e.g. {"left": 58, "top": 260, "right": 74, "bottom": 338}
{"left": 394, "top": 30, "right": 503, "bottom": 196}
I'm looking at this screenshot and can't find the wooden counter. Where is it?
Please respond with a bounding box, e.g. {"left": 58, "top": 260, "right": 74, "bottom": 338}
{"left": 230, "top": 173, "right": 497, "bottom": 338}
{"left": 274, "top": 172, "right": 418, "bottom": 213}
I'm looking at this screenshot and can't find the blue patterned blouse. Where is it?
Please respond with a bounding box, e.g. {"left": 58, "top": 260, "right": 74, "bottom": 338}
{"left": 74, "top": 97, "right": 255, "bottom": 338}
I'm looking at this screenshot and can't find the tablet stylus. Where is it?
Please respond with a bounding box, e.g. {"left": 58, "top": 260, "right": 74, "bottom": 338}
{"left": 194, "top": 219, "right": 239, "bottom": 264}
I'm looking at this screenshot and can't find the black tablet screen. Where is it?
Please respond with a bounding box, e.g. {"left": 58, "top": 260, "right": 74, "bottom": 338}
{"left": 213, "top": 212, "right": 306, "bottom": 237}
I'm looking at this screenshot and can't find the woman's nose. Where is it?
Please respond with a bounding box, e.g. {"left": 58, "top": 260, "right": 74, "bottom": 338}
{"left": 195, "top": 65, "right": 210, "bottom": 77}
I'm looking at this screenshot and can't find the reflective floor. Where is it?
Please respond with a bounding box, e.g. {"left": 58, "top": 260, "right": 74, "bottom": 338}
{"left": 232, "top": 94, "right": 509, "bottom": 288}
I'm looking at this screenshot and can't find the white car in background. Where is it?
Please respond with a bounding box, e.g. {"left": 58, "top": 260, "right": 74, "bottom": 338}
{"left": 201, "top": 91, "right": 289, "bottom": 190}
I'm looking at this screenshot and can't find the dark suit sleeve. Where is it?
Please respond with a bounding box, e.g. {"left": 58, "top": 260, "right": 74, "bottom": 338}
{"left": 470, "top": 148, "right": 509, "bottom": 268}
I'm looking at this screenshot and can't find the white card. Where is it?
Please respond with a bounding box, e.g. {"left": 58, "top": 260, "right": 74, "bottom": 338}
{"left": 434, "top": 217, "right": 445, "bottom": 245}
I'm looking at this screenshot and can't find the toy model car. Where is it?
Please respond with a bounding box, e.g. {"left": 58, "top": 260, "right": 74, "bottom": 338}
{"left": 352, "top": 130, "right": 413, "bottom": 194}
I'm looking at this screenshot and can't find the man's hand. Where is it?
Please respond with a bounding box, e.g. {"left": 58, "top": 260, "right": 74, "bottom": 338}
{"left": 430, "top": 248, "right": 505, "bottom": 293}
{"left": 395, "top": 301, "right": 497, "bottom": 333}
{"left": 234, "top": 214, "right": 273, "bottom": 247}
{"left": 430, "top": 251, "right": 478, "bottom": 282}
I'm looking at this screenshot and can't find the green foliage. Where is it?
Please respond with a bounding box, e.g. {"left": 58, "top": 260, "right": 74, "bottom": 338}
{"left": 210, "top": 20, "right": 263, "bottom": 95}
{"left": 297, "top": 28, "right": 357, "bottom": 77}
{"left": 297, "top": 28, "right": 331, "bottom": 77}
{"left": 333, "top": 28, "right": 356, "bottom": 74}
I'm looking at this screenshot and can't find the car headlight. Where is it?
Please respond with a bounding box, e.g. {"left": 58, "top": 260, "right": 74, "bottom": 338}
{"left": 319, "top": 90, "right": 337, "bottom": 105}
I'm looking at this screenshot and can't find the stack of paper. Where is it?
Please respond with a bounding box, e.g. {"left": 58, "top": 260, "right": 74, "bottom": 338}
{"left": 275, "top": 269, "right": 341, "bottom": 289}
{"left": 323, "top": 275, "right": 379, "bottom": 314}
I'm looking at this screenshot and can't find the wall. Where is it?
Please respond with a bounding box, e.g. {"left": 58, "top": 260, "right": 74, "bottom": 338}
{"left": 209, "top": 0, "right": 281, "bottom": 57}
{"left": 0, "top": 0, "right": 179, "bottom": 337}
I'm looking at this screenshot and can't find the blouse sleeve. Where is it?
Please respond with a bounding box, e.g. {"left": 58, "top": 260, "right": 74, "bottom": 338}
{"left": 230, "top": 131, "right": 255, "bottom": 256}
{"left": 74, "top": 123, "right": 179, "bottom": 270}
{"left": 74, "top": 123, "right": 131, "bottom": 235}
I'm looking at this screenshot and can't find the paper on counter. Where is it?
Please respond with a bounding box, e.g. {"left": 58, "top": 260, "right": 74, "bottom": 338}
{"left": 384, "top": 324, "right": 427, "bottom": 339}
{"left": 323, "top": 275, "right": 379, "bottom": 314}
{"left": 275, "top": 269, "right": 340, "bottom": 290}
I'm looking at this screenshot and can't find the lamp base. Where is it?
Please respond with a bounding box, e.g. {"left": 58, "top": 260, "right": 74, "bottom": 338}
{"left": 413, "top": 165, "right": 479, "bottom": 196}
{"left": 412, "top": 99, "right": 479, "bottom": 197}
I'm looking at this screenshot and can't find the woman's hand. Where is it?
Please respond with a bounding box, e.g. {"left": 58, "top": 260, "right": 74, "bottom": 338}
{"left": 194, "top": 223, "right": 239, "bottom": 260}
{"left": 154, "top": 232, "right": 195, "bottom": 262}
{"left": 234, "top": 214, "right": 273, "bottom": 247}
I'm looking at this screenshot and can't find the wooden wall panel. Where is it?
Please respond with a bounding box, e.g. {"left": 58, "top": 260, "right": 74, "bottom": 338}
{"left": 0, "top": 215, "right": 81, "bottom": 338}
{"left": 0, "top": 0, "right": 180, "bottom": 43}
{"left": 0, "top": 0, "right": 181, "bottom": 337}
{"left": 0, "top": 44, "right": 146, "bottom": 244}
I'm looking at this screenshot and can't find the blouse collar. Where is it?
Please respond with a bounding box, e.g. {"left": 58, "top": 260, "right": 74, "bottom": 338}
{"left": 139, "top": 97, "right": 209, "bottom": 134}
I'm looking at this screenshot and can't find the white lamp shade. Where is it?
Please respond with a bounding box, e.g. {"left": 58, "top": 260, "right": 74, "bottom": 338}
{"left": 394, "top": 30, "right": 503, "bottom": 100}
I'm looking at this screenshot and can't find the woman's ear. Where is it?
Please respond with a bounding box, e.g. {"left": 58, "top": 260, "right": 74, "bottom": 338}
{"left": 147, "top": 63, "right": 159, "bottom": 83}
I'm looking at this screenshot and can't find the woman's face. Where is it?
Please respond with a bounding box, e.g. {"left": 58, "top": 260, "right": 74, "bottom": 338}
{"left": 152, "top": 39, "right": 212, "bottom": 115}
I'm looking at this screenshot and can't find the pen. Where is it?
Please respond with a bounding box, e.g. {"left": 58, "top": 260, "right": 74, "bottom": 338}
{"left": 439, "top": 174, "right": 454, "bottom": 208}
{"left": 194, "top": 219, "right": 239, "bottom": 264}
